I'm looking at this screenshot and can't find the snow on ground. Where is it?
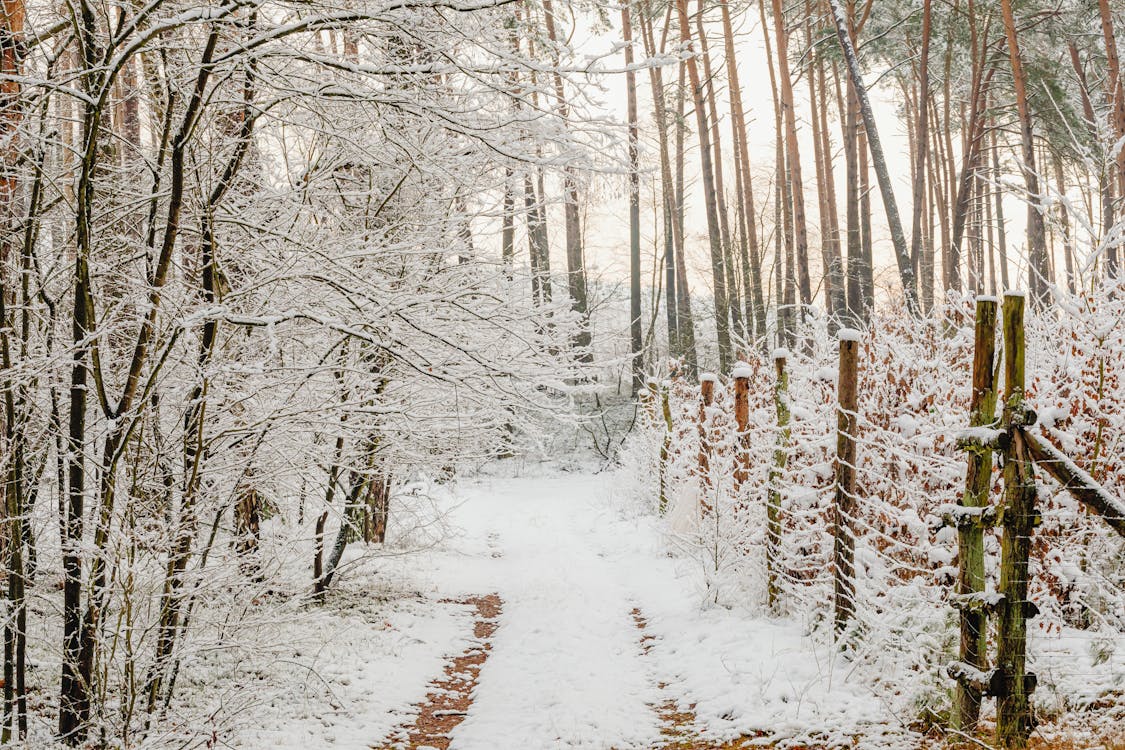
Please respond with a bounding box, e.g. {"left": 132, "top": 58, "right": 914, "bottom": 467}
{"left": 379, "top": 465, "right": 907, "bottom": 748}
{"left": 176, "top": 587, "right": 476, "bottom": 750}
{"left": 205, "top": 464, "right": 927, "bottom": 749}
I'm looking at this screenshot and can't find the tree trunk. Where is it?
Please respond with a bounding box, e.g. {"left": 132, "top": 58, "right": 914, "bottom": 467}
{"left": 806, "top": 11, "right": 844, "bottom": 328}
{"left": 1099, "top": 0, "right": 1125, "bottom": 275}
{"left": 542, "top": 0, "right": 592, "bottom": 358}
{"left": 1053, "top": 152, "right": 1075, "bottom": 294}
{"left": 1000, "top": 0, "right": 1049, "bottom": 303}
{"left": 623, "top": 0, "right": 643, "bottom": 391}
{"left": 677, "top": 0, "right": 732, "bottom": 371}
{"left": 673, "top": 60, "right": 699, "bottom": 373}
{"left": 639, "top": 4, "right": 680, "bottom": 363}
{"left": 720, "top": 0, "right": 766, "bottom": 346}
{"left": 909, "top": 0, "right": 932, "bottom": 305}
{"left": 770, "top": 0, "right": 813, "bottom": 313}
{"left": 828, "top": 0, "right": 918, "bottom": 315}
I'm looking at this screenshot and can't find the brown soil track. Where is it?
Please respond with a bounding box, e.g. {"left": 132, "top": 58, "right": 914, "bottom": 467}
{"left": 629, "top": 607, "right": 763, "bottom": 750}
{"left": 375, "top": 593, "right": 503, "bottom": 750}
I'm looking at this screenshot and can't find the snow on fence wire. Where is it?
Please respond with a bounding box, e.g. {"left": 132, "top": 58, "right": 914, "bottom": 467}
{"left": 633, "top": 293, "right": 1125, "bottom": 749}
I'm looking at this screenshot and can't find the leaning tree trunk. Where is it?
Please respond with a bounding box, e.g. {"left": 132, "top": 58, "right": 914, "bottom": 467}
{"left": 828, "top": 0, "right": 918, "bottom": 315}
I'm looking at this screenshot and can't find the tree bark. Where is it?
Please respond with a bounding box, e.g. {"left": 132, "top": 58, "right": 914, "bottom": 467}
{"left": 828, "top": 0, "right": 918, "bottom": 315}
{"left": 999, "top": 0, "right": 1049, "bottom": 303}
{"left": 909, "top": 0, "right": 932, "bottom": 307}
{"left": 677, "top": 0, "right": 732, "bottom": 371}
{"left": 770, "top": 0, "right": 813, "bottom": 313}
{"left": 720, "top": 0, "right": 766, "bottom": 346}
{"left": 623, "top": 0, "right": 643, "bottom": 391}
{"left": 543, "top": 0, "right": 592, "bottom": 357}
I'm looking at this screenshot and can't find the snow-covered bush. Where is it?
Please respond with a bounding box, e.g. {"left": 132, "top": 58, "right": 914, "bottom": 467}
{"left": 618, "top": 291, "right": 1125, "bottom": 727}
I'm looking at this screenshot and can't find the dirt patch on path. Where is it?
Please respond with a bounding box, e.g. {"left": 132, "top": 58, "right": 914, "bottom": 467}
{"left": 376, "top": 594, "right": 503, "bottom": 750}
{"left": 630, "top": 607, "right": 765, "bottom": 750}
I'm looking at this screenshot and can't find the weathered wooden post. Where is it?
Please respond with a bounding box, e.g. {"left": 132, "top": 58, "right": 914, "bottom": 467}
{"left": 767, "top": 349, "right": 790, "bottom": 610}
{"left": 658, "top": 380, "right": 673, "bottom": 514}
{"left": 732, "top": 365, "right": 751, "bottom": 487}
{"left": 698, "top": 373, "right": 717, "bottom": 517}
{"left": 996, "top": 291, "right": 1038, "bottom": 748}
{"left": 833, "top": 330, "right": 860, "bottom": 636}
{"left": 698, "top": 373, "right": 717, "bottom": 478}
{"left": 950, "top": 296, "right": 1000, "bottom": 731}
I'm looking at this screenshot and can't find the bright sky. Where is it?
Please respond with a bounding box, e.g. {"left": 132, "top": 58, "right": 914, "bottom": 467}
{"left": 485, "top": 5, "right": 1056, "bottom": 315}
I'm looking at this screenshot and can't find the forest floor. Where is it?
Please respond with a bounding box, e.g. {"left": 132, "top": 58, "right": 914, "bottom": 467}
{"left": 213, "top": 466, "right": 1123, "bottom": 750}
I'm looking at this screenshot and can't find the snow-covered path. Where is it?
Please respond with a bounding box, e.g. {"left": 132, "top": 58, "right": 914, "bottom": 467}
{"left": 438, "top": 474, "right": 665, "bottom": 748}
{"left": 397, "top": 469, "right": 899, "bottom": 750}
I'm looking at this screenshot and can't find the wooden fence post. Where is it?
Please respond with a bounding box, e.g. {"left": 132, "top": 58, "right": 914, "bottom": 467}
{"left": 698, "top": 373, "right": 717, "bottom": 517}
{"left": 950, "top": 296, "right": 999, "bottom": 731}
{"left": 658, "top": 380, "right": 673, "bottom": 514}
{"left": 833, "top": 330, "right": 860, "bottom": 636}
{"left": 698, "top": 373, "right": 717, "bottom": 478}
{"left": 732, "top": 365, "right": 751, "bottom": 486}
{"left": 996, "top": 291, "right": 1038, "bottom": 748}
{"left": 767, "top": 349, "right": 790, "bottom": 610}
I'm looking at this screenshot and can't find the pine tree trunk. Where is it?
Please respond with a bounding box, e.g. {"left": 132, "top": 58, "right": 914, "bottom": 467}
{"left": 1053, "top": 152, "right": 1076, "bottom": 294}
{"left": 1000, "top": 0, "right": 1049, "bottom": 303}
{"left": 828, "top": 0, "right": 918, "bottom": 314}
{"left": 1099, "top": 0, "right": 1125, "bottom": 274}
{"left": 806, "top": 11, "right": 844, "bottom": 328}
{"left": 910, "top": 0, "right": 932, "bottom": 306}
{"left": 542, "top": 0, "right": 591, "bottom": 358}
{"left": 639, "top": 3, "right": 680, "bottom": 361}
{"left": 720, "top": 0, "right": 767, "bottom": 346}
{"left": 770, "top": 0, "right": 813, "bottom": 312}
{"left": 993, "top": 126, "right": 1010, "bottom": 290}
{"left": 623, "top": 0, "right": 643, "bottom": 391}
{"left": 673, "top": 61, "right": 699, "bottom": 374}
{"left": 677, "top": 0, "right": 732, "bottom": 371}
{"left": 695, "top": 0, "right": 743, "bottom": 344}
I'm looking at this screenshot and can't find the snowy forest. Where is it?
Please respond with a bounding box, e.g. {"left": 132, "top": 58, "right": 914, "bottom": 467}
{"left": 0, "top": 0, "right": 1123, "bottom": 745}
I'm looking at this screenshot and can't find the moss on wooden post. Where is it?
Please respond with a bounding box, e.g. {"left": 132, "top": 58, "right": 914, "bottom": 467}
{"left": 996, "top": 291, "right": 1037, "bottom": 749}
{"left": 952, "top": 296, "right": 998, "bottom": 731}
{"left": 767, "top": 350, "right": 790, "bottom": 610}
{"left": 833, "top": 331, "right": 860, "bottom": 636}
